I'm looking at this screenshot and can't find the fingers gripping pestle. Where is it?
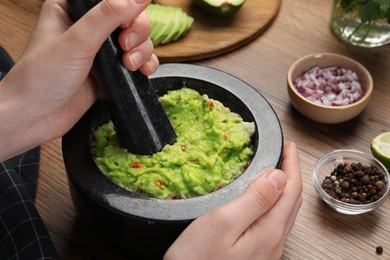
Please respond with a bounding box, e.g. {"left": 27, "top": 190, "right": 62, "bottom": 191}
{"left": 67, "top": 0, "right": 177, "bottom": 155}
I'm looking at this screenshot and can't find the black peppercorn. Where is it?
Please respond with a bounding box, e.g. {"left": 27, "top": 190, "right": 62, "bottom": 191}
{"left": 341, "top": 181, "right": 350, "bottom": 190}
{"left": 376, "top": 245, "right": 383, "bottom": 255}
{"left": 355, "top": 170, "right": 364, "bottom": 178}
{"left": 321, "top": 162, "right": 387, "bottom": 204}
{"left": 362, "top": 174, "right": 370, "bottom": 184}
{"left": 375, "top": 180, "right": 385, "bottom": 190}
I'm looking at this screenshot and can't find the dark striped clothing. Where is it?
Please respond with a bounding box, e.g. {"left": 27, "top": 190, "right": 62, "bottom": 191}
{"left": 0, "top": 46, "right": 58, "bottom": 259}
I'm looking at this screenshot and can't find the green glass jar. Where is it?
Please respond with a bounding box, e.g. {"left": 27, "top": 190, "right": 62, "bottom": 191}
{"left": 331, "top": 0, "right": 390, "bottom": 48}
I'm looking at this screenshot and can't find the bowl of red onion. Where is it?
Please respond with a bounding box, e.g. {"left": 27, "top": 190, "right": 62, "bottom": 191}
{"left": 287, "top": 53, "right": 373, "bottom": 124}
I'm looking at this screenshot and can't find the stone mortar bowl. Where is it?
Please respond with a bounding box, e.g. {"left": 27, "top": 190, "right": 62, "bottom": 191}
{"left": 62, "top": 63, "right": 283, "bottom": 259}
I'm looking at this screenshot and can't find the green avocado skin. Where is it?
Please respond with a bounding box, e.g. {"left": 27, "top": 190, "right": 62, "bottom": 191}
{"left": 194, "top": 0, "right": 245, "bottom": 17}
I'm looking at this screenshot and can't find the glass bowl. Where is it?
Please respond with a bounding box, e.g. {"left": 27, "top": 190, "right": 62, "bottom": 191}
{"left": 313, "top": 149, "right": 390, "bottom": 215}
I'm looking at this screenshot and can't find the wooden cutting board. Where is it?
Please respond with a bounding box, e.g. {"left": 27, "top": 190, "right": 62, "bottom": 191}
{"left": 154, "top": 0, "right": 281, "bottom": 62}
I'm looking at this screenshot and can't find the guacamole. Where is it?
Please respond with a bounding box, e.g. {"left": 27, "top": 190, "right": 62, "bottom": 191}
{"left": 93, "top": 88, "right": 255, "bottom": 199}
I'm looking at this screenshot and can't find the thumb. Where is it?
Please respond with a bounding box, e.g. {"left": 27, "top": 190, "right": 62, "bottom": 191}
{"left": 65, "top": 0, "right": 151, "bottom": 53}
{"left": 220, "top": 169, "right": 287, "bottom": 240}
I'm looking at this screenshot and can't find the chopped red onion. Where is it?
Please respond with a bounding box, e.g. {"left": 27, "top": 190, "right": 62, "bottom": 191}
{"left": 293, "top": 66, "right": 365, "bottom": 107}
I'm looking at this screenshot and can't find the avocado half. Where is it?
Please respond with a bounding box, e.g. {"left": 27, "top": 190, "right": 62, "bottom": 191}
{"left": 194, "top": 0, "right": 245, "bottom": 17}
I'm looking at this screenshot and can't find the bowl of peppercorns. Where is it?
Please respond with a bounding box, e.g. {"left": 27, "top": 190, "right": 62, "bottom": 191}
{"left": 313, "top": 149, "right": 390, "bottom": 215}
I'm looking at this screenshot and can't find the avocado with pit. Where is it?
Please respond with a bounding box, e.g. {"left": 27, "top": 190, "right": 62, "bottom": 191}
{"left": 194, "top": 0, "right": 245, "bottom": 17}
{"left": 145, "top": 4, "right": 194, "bottom": 46}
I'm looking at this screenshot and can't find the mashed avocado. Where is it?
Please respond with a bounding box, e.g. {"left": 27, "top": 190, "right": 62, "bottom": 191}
{"left": 93, "top": 88, "right": 255, "bottom": 199}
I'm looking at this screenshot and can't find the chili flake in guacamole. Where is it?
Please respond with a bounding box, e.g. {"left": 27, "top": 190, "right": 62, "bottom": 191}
{"left": 93, "top": 88, "right": 255, "bottom": 199}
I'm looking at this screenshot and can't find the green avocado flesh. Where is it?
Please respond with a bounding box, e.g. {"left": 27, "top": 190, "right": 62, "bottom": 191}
{"left": 145, "top": 4, "right": 194, "bottom": 46}
{"left": 92, "top": 88, "right": 255, "bottom": 199}
{"left": 194, "top": 0, "right": 245, "bottom": 17}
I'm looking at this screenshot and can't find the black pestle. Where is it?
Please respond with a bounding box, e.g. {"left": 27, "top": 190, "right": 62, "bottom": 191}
{"left": 67, "top": 0, "right": 176, "bottom": 155}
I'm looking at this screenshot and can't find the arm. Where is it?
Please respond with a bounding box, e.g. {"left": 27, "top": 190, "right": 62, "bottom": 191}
{"left": 0, "top": 0, "right": 158, "bottom": 162}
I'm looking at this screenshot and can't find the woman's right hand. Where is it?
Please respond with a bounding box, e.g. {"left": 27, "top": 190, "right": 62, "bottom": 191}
{"left": 165, "top": 141, "right": 303, "bottom": 260}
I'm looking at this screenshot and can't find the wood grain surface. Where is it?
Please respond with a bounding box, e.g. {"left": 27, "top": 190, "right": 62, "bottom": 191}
{"left": 1, "top": 0, "right": 390, "bottom": 259}
{"left": 153, "top": 0, "right": 281, "bottom": 62}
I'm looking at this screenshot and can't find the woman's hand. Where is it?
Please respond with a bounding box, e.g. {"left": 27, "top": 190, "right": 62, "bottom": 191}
{"left": 0, "top": 0, "right": 158, "bottom": 161}
{"left": 165, "top": 141, "right": 303, "bottom": 260}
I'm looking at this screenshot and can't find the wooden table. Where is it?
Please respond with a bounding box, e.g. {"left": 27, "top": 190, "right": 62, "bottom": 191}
{"left": 1, "top": 0, "right": 390, "bottom": 259}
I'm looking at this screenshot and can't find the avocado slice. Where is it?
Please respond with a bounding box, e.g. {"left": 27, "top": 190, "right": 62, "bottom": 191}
{"left": 146, "top": 4, "right": 166, "bottom": 46}
{"left": 145, "top": 4, "right": 194, "bottom": 46}
{"left": 194, "top": 0, "right": 245, "bottom": 17}
{"left": 173, "top": 10, "right": 194, "bottom": 41}
{"left": 161, "top": 7, "right": 181, "bottom": 44}
{"left": 164, "top": 8, "right": 194, "bottom": 44}
{"left": 154, "top": 6, "right": 175, "bottom": 46}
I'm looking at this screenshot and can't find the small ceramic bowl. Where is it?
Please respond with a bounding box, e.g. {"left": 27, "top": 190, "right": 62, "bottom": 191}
{"left": 313, "top": 149, "right": 390, "bottom": 215}
{"left": 287, "top": 53, "right": 373, "bottom": 124}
